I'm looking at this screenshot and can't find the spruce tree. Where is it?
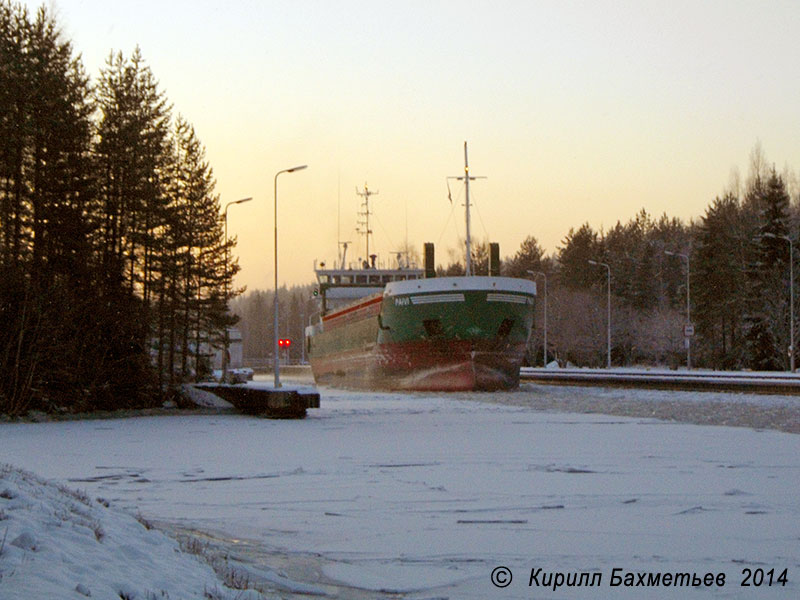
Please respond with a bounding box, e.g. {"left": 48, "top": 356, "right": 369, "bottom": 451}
{"left": 743, "top": 169, "right": 792, "bottom": 370}
{"left": 171, "top": 117, "right": 227, "bottom": 380}
{"left": 694, "top": 195, "right": 748, "bottom": 367}
{"left": 558, "top": 223, "right": 602, "bottom": 289}
{"left": 504, "top": 235, "right": 545, "bottom": 278}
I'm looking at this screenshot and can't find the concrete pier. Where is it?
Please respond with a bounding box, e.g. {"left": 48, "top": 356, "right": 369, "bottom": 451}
{"left": 194, "top": 383, "right": 320, "bottom": 418}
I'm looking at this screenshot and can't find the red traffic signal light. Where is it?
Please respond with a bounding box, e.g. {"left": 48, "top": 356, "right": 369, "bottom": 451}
{"left": 278, "top": 338, "right": 292, "bottom": 348}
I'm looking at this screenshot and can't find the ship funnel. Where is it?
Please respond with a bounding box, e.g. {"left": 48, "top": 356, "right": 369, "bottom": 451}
{"left": 489, "top": 243, "right": 500, "bottom": 276}
{"left": 424, "top": 243, "right": 436, "bottom": 278}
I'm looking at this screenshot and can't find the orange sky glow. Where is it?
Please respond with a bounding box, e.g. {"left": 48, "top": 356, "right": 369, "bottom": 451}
{"left": 30, "top": 0, "right": 800, "bottom": 290}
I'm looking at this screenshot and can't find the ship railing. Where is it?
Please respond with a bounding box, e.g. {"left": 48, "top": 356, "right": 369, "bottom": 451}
{"left": 314, "top": 256, "right": 418, "bottom": 271}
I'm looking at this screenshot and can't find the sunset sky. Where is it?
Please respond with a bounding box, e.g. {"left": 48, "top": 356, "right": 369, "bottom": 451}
{"left": 29, "top": 0, "right": 800, "bottom": 290}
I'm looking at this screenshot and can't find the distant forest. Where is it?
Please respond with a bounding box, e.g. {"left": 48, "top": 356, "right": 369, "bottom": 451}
{"left": 1, "top": 2, "right": 238, "bottom": 415}
{"left": 3, "top": 2, "right": 799, "bottom": 418}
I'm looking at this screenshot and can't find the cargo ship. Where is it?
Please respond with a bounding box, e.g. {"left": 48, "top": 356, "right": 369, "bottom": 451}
{"left": 305, "top": 143, "right": 536, "bottom": 391}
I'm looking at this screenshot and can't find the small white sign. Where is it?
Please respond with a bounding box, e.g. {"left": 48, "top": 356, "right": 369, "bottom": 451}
{"left": 684, "top": 323, "right": 695, "bottom": 337}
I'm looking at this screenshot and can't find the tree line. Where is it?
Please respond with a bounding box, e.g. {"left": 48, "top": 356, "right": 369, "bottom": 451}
{"left": 1, "top": 2, "right": 237, "bottom": 415}
{"left": 500, "top": 145, "right": 800, "bottom": 370}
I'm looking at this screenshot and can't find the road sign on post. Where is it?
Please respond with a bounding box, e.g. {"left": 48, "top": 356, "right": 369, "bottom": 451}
{"left": 683, "top": 323, "right": 695, "bottom": 337}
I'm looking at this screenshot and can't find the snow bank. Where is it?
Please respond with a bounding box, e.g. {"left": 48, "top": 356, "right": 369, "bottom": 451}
{"left": 181, "top": 383, "right": 235, "bottom": 409}
{"left": 0, "top": 464, "right": 246, "bottom": 600}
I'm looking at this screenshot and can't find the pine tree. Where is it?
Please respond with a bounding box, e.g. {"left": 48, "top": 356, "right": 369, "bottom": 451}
{"left": 0, "top": 2, "right": 158, "bottom": 413}
{"left": 94, "top": 47, "right": 173, "bottom": 391}
{"left": 1, "top": 2, "right": 245, "bottom": 413}
{"left": 0, "top": 0, "right": 31, "bottom": 268}
{"left": 153, "top": 116, "right": 230, "bottom": 382}
{"left": 94, "top": 46, "right": 171, "bottom": 298}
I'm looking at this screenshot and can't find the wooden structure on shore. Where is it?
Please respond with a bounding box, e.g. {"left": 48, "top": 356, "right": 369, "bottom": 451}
{"left": 195, "top": 384, "right": 320, "bottom": 418}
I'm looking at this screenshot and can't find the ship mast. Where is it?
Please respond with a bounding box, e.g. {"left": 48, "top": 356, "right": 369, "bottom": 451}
{"left": 356, "top": 183, "right": 379, "bottom": 263}
{"left": 464, "top": 143, "right": 473, "bottom": 276}
{"left": 451, "top": 141, "right": 485, "bottom": 276}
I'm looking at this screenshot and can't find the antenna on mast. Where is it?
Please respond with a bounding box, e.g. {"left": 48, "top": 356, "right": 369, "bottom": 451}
{"left": 356, "top": 183, "right": 379, "bottom": 261}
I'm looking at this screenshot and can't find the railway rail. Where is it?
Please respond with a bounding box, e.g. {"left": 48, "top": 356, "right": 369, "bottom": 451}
{"left": 520, "top": 367, "right": 800, "bottom": 395}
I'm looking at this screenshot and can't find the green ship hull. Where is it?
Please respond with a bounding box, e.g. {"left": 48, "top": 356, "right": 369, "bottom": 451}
{"left": 307, "top": 276, "right": 536, "bottom": 391}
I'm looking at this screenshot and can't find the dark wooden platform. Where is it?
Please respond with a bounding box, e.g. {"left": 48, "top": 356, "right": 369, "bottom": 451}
{"left": 195, "top": 384, "right": 320, "bottom": 418}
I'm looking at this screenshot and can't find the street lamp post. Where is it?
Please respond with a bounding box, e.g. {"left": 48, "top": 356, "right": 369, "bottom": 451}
{"left": 273, "top": 165, "right": 307, "bottom": 388}
{"left": 763, "top": 233, "right": 795, "bottom": 372}
{"left": 527, "top": 270, "right": 547, "bottom": 367}
{"left": 588, "top": 260, "right": 611, "bottom": 368}
{"left": 665, "top": 250, "right": 691, "bottom": 370}
{"left": 222, "top": 197, "right": 253, "bottom": 383}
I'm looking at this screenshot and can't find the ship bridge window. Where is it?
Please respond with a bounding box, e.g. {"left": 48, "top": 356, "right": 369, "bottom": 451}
{"left": 423, "top": 319, "right": 444, "bottom": 337}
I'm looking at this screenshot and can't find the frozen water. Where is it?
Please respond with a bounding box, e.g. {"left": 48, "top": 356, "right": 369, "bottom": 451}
{"left": 2, "top": 382, "right": 799, "bottom": 598}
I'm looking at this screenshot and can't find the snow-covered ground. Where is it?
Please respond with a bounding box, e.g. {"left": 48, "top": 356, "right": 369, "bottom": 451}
{"left": 0, "top": 465, "right": 249, "bottom": 599}
{"left": 2, "top": 381, "right": 799, "bottom": 599}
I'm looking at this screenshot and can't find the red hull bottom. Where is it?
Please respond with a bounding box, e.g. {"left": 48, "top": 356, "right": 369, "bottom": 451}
{"left": 310, "top": 340, "right": 525, "bottom": 391}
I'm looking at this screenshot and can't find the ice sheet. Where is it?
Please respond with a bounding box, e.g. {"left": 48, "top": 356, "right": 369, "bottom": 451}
{"left": 3, "top": 384, "right": 799, "bottom": 598}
